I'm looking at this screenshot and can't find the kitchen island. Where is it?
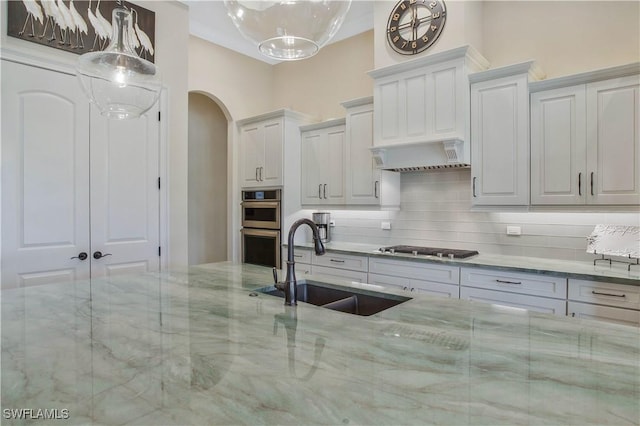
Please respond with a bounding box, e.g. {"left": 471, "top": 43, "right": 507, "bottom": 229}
{"left": 2, "top": 262, "right": 639, "bottom": 425}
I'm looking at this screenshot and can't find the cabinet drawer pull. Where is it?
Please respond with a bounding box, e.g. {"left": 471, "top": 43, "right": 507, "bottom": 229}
{"left": 578, "top": 172, "right": 582, "bottom": 196}
{"left": 294, "top": 254, "right": 304, "bottom": 258}
{"left": 591, "top": 290, "right": 626, "bottom": 298}
{"left": 329, "top": 259, "right": 345, "bottom": 263}
{"left": 495, "top": 279, "right": 522, "bottom": 285}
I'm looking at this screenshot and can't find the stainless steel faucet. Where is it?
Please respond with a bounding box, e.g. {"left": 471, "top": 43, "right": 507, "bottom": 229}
{"left": 274, "top": 218, "right": 325, "bottom": 305}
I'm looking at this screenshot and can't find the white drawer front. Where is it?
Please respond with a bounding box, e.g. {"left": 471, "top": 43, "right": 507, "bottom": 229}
{"left": 568, "top": 279, "right": 640, "bottom": 310}
{"left": 312, "top": 265, "right": 368, "bottom": 283}
{"left": 312, "top": 252, "right": 368, "bottom": 272}
{"left": 461, "top": 287, "right": 567, "bottom": 316}
{"left": 369, "top": 257, "right": 459, "bottom": 285}
{"left": 291, "top": 249, "right": 312, "bottom": 264}
{"left": 461, "top": 267, "right": 567, "bottom": 299}
{"left": 568, "top": 301, "right": 640, "bottom": 327}
{"left": 368, "top": 273, "right": 459, "bottom": 299}
{"left": 295, "top": 263, "right": 312, "bottom": 276}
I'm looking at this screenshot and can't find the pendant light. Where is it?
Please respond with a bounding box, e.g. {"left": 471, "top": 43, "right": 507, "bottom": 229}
{"left": 224, "top": 0, "right": 352, "bottom": 61}
{"left": 76, "top": 7, "right": 161, "bottom": 120}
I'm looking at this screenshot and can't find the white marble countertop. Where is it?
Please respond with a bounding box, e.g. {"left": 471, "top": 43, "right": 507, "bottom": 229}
{"left": 2, "top": 262, "right": 639, "bottom": 425}
{"left": 289, "top": 241, "right": 640, "bottom": 286}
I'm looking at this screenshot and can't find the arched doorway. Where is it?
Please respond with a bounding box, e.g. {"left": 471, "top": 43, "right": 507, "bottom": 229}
{"left": 188, "top": 92, "right": 228, "bottom": 265}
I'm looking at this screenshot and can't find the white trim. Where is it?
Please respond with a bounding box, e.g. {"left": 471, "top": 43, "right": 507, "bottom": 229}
{"left": 159, "top": 88, "right": 170, "bottom": 271}
{"left": 340, "top": 96, "right": 373, "bottom": 109}
{"left": 529, "top": 62, "right": 640, "bottom": 92}
{"left": 469, "top": 61, "right": 545, "bottom": 84}
{"left": 299, "top": 118, "right": 346, "bottom": 132}
{"left": 236, "top": 109, "right": 316, "bottom": 126}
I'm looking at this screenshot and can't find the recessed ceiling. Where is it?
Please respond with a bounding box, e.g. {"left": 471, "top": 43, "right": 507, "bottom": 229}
{"left": 184, "top": 1, "right": 375, "bottom": 65}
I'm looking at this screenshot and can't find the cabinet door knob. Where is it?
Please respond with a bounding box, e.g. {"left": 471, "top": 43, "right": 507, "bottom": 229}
{"left": 71, "top": 252, "right": 88, "bottom": 261}
{"left": 318, "top": 184, "right": 322, "bottom": 199}
{"left": 472, "top": 177, "right": 477, "bottom": 197}
{"left": 590, "top": 172, "right": 594, "bottom": 196}
{"left": 93, "top": 251, "right": 112, "bottom": 260}
{"left": 578, "top": 172, "right": 582, "bottom": 196}
{"left": 374, "top": 180, "right": 379, "bottom": 198}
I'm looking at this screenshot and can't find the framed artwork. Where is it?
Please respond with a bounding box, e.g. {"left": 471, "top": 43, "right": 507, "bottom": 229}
{"left": 7, "top": 0, "right": 156, "bottom": 62}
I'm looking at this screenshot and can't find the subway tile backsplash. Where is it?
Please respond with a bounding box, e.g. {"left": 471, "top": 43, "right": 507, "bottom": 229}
{"left": 307, "top": 169, "right": 640, "bottom": 262}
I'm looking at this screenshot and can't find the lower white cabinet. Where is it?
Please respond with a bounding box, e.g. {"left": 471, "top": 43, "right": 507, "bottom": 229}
{"left": 567, "top": 279, "right": 640, "bottom": 326}
{"left": 311, "top": 251, "right": 368, "bottom": 283}
{"left": 368, "top": 257, "right": 460, "bottom": 298}
{"left": 460, "top": 267, "right": 567, "bottom": 316}
{"left": 461, "top": 287, "right": 566, "bottom": 316}
{"left": 312, "top": 265, "right": 368, "bottom": 283}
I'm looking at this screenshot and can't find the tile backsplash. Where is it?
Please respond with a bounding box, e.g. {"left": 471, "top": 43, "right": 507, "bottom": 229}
{"left": 305, "top": 169, "right": 640, "bottom": 262}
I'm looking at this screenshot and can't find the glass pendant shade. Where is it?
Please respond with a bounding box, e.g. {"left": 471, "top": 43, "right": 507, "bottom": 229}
{"left": 76, "top": 8, "right": 161, "bottom": 119}
{"left": 224, "top": 1, "right": 352, "bottom": 61}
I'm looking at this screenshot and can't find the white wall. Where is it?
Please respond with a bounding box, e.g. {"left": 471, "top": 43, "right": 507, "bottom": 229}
{"left": 0, "top": 0, "right": 190, "bottom": 267}
{"left": 320, "top": 170, "right": 640, "bottom": 262}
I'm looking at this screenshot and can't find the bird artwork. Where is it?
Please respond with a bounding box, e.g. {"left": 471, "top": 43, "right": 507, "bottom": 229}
{"left": 8, "top": 0, "right": 156, "bottom": 62}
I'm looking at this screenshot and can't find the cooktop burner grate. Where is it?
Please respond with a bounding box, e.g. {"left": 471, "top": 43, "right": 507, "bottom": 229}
{"left": 379, "top": 245, "right": 479, "bottom": 259}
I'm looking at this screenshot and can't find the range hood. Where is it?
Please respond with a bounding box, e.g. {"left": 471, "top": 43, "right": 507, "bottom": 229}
{"left": 369, "top": 138, "right": 470, "bottom": 172}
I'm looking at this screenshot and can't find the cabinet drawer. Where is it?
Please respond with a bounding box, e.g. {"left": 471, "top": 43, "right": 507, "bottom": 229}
{"left": 568, "top": 301, "right": 640, "bottom": 327}
{"left": 461, "top": 287, "right": 566, "bottom": 316}
{"left": 290, "top": 249, "right": 312, "bottom": 264}
{"left": 568, "top": 279, "right": 640, "bottom": 310}
{"left": 460, "top": 267, "right": 567, "bottom": 299}
{"left": 369, "top": 257, "right": 459, "bottom": 285}
{"left": 368, "top": 273, "right": 459, "bottom": 299}
{"left": 312, "top": 252, "right": 368, "bottom": 272}
{"left": 312, "top": 265, "right": 368, "bottom": 283}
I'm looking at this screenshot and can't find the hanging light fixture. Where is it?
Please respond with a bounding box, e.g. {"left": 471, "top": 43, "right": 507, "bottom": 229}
{"left": 224, "top": 0, "right": 352, "bottom": 61}
{"left": 76, "top": 7, "right": 161, "bottom": 120}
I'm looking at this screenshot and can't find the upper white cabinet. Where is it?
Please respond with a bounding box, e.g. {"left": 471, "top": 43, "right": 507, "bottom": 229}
{"left": 301, "top": 119, "right": 346, "bottom": 205}
{"left": 342, "top": 97, "right": 400, "bottom": 208}
{"left": 470, "top": 62, "right": 545, "bottom": 206}
{"left": 238, "top": 110, "right": 310, "bottom": 189}
{"left": 368, "top": 46, "right": 488, "bottom": 148}
{"left": 531, "top": 66, "right": 640, "bottom": 205}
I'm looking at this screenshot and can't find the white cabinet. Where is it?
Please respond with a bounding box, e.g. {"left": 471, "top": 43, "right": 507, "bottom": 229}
{"left": 301, "top": 119, "right": 346, "bottom": 205}
{"left": 311, "top": 251, "right": 368, "bottom": 283}
{"left": 567, "top": 279, "right": 640, "bottom": 326}
{"left": 460, "top": 266, "right": 567, "bottom": 316}
{"left": 238, "top": 110, "right": 310, "bottom": 189}
{"left": 531, "top": 68, "right": 640, "bottom": 205}
{"left": 470, "top": 62, "right": 544, "bottom": 206}
{"left": 342, "top": 97, "right": 400, "bottom": 208}
{"left": 368, "top": 257, "right": 459, "bottom": 298}
{"left": 368, "top": 46, "right": 488, "bottom": 148}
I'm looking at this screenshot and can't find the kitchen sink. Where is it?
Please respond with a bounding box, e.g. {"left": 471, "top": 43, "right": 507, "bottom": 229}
{"left": 258, "top": 280, "right": 411, "bottom": 316}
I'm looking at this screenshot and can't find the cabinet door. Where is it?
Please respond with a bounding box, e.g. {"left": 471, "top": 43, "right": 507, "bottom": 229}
{"left": 346, "top": 103, "right": 381, "bottom": 205}
{"left": 368, "top": 273, "right": 459, "bottom": 299}
{"left": 262, "top": 120, "right": 283, "bottom": 186}
{"left": 324, "top": 127, "right": 346, "bottom": 204}
{"left": 240, "top": 124, "right": 262, "bottom": 186}
{"left": 586, "top": 75, "right": 640, "bottom": 205}
{"left": 1, "top": 61, "right": 91, "bottom": 288}
{"left": 301, "top": 131, "right": 324, "bottom": 204}
{"left": 568, "top": 301, "right": 640, "bottom": 327}
{"left": 471, "top": 74, "right": 529, "bottom": 205}
{"left": 531, "top": 85, "right": 587, "bottom": 204}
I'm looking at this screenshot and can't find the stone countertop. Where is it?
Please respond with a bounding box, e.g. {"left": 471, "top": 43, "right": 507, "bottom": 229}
{"left": 289, "top": 241, "right": 640, "bottom": 286}
{"left": 2, "top": 262, "right": 639, "bottom": 425}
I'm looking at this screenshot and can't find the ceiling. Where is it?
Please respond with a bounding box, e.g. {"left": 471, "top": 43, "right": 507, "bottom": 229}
{"left": 184, "top": 1, "right": 375, "bottom": 65}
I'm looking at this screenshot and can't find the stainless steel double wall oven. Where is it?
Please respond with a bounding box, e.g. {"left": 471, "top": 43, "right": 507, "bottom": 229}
{"left": 241, "top": 189, "right": 281, "bottom": 268}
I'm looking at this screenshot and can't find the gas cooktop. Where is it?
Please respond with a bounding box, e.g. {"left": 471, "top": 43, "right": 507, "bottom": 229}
{"left": 379, "top": 245, "right": 479, "bottom": 259}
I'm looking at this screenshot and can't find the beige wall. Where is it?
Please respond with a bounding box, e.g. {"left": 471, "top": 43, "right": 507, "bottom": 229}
{"left": 272, "top": 30, "right": 375, "bottom": 121}
{"left": 373, "top": 1, "right": 639, "bottom": 77}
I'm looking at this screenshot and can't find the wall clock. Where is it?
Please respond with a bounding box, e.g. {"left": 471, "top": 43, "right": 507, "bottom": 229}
{"left": 386, "top": 0, "right": 447, "bottom": 55}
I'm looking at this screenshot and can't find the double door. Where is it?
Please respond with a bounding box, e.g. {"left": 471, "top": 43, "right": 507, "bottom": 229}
{"left": 1, "top": 60, "right": 161, "bottom": 289}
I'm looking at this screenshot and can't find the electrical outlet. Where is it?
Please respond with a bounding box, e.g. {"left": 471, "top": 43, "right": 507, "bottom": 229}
{"left": 329, "top": 220, "right": 335, "bottom": 227}
{"left": 381, "top": 222, "right": 391, "bottom": 230}
{"left": 506, "top": 226, "right": 521, "bottom": 236}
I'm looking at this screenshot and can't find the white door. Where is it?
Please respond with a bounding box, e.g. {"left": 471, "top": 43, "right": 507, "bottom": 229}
{"left": 89, "top": 106, "right": 161, "bottom": 278}
{"left": 301, "top": 131, "right": 324, "bottom": 205}
{"left": 1, "top": 60, "right": 91, "bottom": 288}
{"left": 325, "top": 127, "right": 346, "bottom": 203}
{"left": 240, "top": 124, "right": 261, "bottom": 186}
{"left": 1, "top": 60, "right": 161, "bottom": 288}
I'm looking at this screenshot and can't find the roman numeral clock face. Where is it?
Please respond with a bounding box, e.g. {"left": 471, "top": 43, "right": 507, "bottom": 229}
{"left": 387, "top": 0, "right": 447, "bottom": 55}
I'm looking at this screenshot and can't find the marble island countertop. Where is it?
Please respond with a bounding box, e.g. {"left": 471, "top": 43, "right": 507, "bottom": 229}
{"left": 2, "top": 262, "right": 639, "bottom": 425}
{"left": 290, "top": 241, "right": 640, "bottom": 286}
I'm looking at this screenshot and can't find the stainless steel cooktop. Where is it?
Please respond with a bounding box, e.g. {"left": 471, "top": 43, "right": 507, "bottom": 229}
{"left": 379, "top": 245, "right": 479, "bottom": 259}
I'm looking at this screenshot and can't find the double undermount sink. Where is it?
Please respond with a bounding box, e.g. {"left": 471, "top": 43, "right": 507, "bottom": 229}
{"left": 258, "top": 280, "right": 411, "bottom": 316}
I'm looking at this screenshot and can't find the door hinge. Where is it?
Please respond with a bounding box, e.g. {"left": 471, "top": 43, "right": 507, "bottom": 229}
{"left": 157, "top": 177, "right": 161, "bottom": 189}
{"left": 158, "top": 246, "right": 161, "bottom": 257}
